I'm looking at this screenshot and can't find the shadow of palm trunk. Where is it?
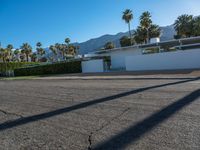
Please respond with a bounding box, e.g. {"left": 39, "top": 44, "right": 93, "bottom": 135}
{"left": 0, "top": 77, "right": 199, "bottom": 133}
{"left": 93, "top": 89, "right": 200, "bottom": 150}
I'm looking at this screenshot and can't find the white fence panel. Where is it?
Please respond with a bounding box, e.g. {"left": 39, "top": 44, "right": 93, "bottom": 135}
{"left": 82, "top": 59, "right": 104, "bottom": 73}
{"left": 110, "top": 48, "right": 142, "bottom": 69}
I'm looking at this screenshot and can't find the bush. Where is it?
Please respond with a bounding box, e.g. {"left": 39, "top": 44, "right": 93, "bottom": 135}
{"left": 14, "top": 61, "right": 82, "bottom": 76}
{"left": 104, "top": 42, "right": 115, "bottom": 50}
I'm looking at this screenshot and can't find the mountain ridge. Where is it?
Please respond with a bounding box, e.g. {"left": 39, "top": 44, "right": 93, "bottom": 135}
{"left": 75, "top": 25, "right": 175, "bottom": 54}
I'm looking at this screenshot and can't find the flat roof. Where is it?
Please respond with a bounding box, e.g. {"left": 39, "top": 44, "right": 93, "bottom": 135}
{"left": 94, "top": 36, "right": 200, "bottom": 54}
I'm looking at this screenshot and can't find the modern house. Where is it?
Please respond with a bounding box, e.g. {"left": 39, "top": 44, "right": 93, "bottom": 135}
{"left": 81, "top": 36, "right": 200, "bottom": 73}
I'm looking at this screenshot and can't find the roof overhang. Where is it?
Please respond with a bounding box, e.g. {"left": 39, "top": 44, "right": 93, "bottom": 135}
{"left": 94, "top": 36, "right": 200, "bottom": 54}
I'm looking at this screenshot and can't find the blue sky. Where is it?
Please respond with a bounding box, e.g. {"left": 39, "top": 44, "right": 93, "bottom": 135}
{"left": 0, "top": 0, "right": 200, "bottom": 49}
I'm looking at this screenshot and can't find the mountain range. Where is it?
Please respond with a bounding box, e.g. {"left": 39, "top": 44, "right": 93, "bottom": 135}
{"left": 74, "top": 25, "right": 176, "bottom": 54}
{"left": 45, "top": 25, "right": 176, "bottom": 56}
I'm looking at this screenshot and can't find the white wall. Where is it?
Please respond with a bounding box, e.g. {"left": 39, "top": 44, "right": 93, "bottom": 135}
{"left": 110, "top": 48, "right": 142, "bottom": 69}
{"left": 82, "top": 59, "right": 104, "bottom": 73}
{"left": 126, "top": 49, "right": 200, "bottom": 71}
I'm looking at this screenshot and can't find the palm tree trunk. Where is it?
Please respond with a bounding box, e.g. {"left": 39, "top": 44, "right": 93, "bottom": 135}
{"left": 128, "top": 22, "right": 132, "bottom": 45}
{"left": 26, "top": 54, "right": 29, "bottom": 62}
{"left": 62, "top": 52, "right": 65, "bottom": 61}
{"left": 147, "top": 28, "right": 149, "bottom": 44}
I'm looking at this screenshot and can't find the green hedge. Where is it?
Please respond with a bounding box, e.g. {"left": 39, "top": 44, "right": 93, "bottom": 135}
{"left": 0, "top": 62, "right": 40, "bottom": 73}
{"left": 14, "top": 61, "right": 82, "bottom": 76}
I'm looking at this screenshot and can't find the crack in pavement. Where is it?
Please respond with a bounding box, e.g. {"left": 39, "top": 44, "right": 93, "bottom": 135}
{"left": 0, "top": 109, "right": 24, "bottom": 118}
{"left": 88, "top": 132, "right": 93, "bottom": 150}
{"left": 87, "top": 108, "right": 131, "bottom": 150}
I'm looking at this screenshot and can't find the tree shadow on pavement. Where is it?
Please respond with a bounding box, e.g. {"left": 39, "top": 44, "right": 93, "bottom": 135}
{"left": 93, "top": 89, "right": 200, "bottom": 150}
{"left": 0, "top": 77, "right": 199, "bottom": 133}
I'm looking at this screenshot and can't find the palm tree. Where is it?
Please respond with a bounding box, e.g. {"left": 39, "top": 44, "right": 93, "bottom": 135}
{"left": 193, "top": 16, "right": 200, "bottom": 36}
{"left": 14, "top": 49, "right": 20, "bottom": 62}
{"left": 66, "top": 45, "right": 77, "bottom": 56}
{"left": 60, "top": 44, "right": 67, "bottom": 60}
{"left": 0, "top": 50, "right": 3, "bottom": 62}
{"left": 36, "top": 42, "right": 42, "bottom": 48}
{"left": 140, "top": 11, "right": 152, "bottom": 43}
{"left": 36, "top": 42, "right": 45, "bottom": 61}
{"left": 122, "top": 9, "right": 133, "bottom": 45}
{"left": 76, "top": 45, "right": 80, "bottom": 55}
{"left": 31, "top": 53, "right": 37, "bottom": 62}
{"left": 133, "top": 26, "right": 146, "bottom": 44}
{"left": 20, "top": 43, "right": 32, "bottom": 62}
{"left": 120, "top": 36, "right": 132, "bottom": 47}
{"left": 134, "top": 24, "right": 160, "bottom": 44}
{"left": 7, "top": 44, "right": 13, "bottom": 50}
{"left": 6, "top": 44, "right": 13, "bottom": 62}
{"left": 65, "top": 38, "right": 71, "bottom": 58}
{"left": 65, "top": 38, "right": 70, "bottom": 46}
{"left": 174, "top": 14, "right": 193, "bottom": 38}
{"left": 49, "top": 45, "right": 56, "bottom": 55}
{"left": 0, "top": 48, "right": 6, "bottom": 62}
{"left": 49, "top": 45, "right": 57, "bottom": 62}
{"left": 55, "top": 43, "right": 62, "bottom": 61}
{"left": 149, "top": 24, "right": 161, "bottom": 38}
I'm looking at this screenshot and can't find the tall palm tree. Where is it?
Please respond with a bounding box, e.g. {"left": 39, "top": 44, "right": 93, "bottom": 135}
{"left": 0, "top": 51, "right": 3, "bottom": 62}
{"left": 20, "top": 43, "right": 32, "bottom": 62}
{"left": 6, "top": 44, "right": 13, "bottom": 62}
{"left": 20, "top": 49, "right": 26, "bottom": 62}
{"left": 7, "top": 44, "right": 13, "bottom": 50}
{"left": 55, "top": 43, "right": 61, "bottom": 60}
{"left": 49, "top": 45, "right": 57, "bottom": 62}
{"left": 66, "top": 45, "right": 77, "bottom": 56}
{"left": 65, "top": 38, "right": 71, "bottom": 58}
{"left": 174, "top": 14, "right": 193, "bottom": 38}
{"left": 55, "top": 43, "right": 67, "bottom": 61}
{"left": 0, "top": 48, "right": 6, "bottom": 62}
{"left": 65, "top": 38, "right": 70, "bottom": 46}
{"left": 36, "top": 42, "right": 42, "bottom": 48}
{"left": 49, "top": 45, "right": 56, "bottom": 55}
{"left": 122, "top": 9, "right": 133, "bottom": 45}
{"left": 56, "top": 44, "right": 66, "bottom": 60}
{"left": 14, "top": 49, "right": 20, "bottom": 62}
{"left": 36, "top": 42, "right": 45, "bottom": 60}
{"left": 140, "top": 11, "right": 152, "bottom": 43}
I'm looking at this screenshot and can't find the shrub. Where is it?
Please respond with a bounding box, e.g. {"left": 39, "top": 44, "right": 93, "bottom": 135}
{"left": 104, "top": 42, "right": 115, "bottom": 50}
{"left": 14, "top": 61, "right": 82, "bottom": 76}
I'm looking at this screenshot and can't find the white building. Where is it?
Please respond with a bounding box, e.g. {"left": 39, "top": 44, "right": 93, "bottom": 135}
{"left": 81, "top": 36, "right": 200, "bottom": 73}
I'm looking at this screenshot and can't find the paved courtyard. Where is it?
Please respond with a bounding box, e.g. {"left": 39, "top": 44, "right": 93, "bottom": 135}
{"left": 0, "top": 73, "right": 200, "bottom": 150}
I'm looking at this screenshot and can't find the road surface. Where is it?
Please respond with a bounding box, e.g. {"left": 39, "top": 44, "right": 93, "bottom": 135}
{"left": 0, "top": 74, "right": 200, "bottom": 149}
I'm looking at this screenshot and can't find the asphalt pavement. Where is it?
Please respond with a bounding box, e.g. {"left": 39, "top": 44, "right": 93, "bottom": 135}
{"left": 0, "top": 73, "right": 199, "bottom": 150}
